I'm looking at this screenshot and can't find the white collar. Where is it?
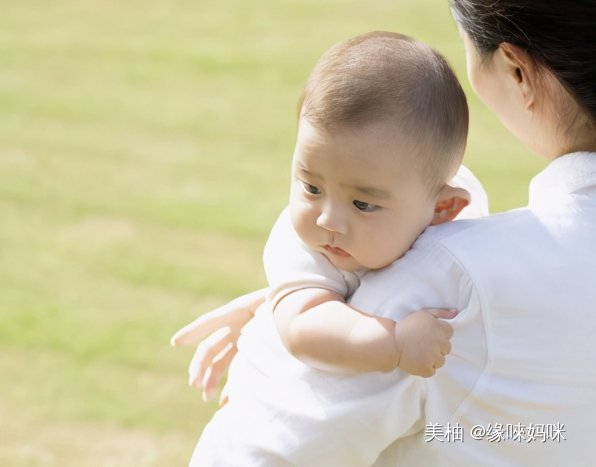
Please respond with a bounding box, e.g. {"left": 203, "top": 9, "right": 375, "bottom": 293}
{"left": 528, "top": 152, "right": 596, "bottom": 210}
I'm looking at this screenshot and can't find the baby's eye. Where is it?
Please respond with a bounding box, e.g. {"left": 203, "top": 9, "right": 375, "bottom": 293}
{"left": 302, "top": 182, "right": 321, "bottom": 195}
{"left": 353, "top": 200, "right": 378, "bottom": 212}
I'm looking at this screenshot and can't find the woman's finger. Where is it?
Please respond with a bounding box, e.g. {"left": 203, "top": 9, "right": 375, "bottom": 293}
{"left": 188, "top": 327, "right": 234, "bottom": 387}
{"left": 218, "top": 383, "right": 230, "bottom": 407}
{"left": 172, "top": 289, "right": 266, "bottom": 347}
{"left": 171, "top": 310, "right": 227, "bottom": 347}
{"left": 428, "top": 308, "right": 458, "bottom": 320}
{"left": 172, "top": 296, "right": 262, "bottom": 347}
{"left": 202, "top": 346, "right": 238, "bottom": 402}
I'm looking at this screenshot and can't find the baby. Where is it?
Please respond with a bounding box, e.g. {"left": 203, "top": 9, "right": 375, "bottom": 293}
{"left": 189, "top": 31, "right": 488, "bottom": 466}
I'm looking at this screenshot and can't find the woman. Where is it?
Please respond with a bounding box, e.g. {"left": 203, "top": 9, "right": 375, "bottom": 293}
{"left": 173, "top": 1, "right": 596, "bottom": 464}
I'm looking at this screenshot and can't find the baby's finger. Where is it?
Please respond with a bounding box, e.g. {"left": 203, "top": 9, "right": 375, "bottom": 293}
{"left": 441, "top": 340, "right": 452, "bottom": 356}
{"left": 431, "top": 317, "right": 454, "bottom": 340}
{"left": 421, "top": 365, "right": 436, "bottom": 378}
{"left": 439, "top": 320, "right": 454, "bottom": 339}
{"left": 434, "top": 353, "right": 446, "bottom": 369}
{"left": 188, "top": 327, "right": 233, "bottom": 387}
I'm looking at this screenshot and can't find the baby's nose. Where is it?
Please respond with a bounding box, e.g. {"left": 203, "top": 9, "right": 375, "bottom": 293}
{"left": 316, "top": 204, "right": 348, "bottom": 235}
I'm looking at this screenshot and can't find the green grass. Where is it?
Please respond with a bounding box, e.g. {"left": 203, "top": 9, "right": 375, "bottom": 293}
{"left": 0, "top": 1, "right": 546, "bottom": 465}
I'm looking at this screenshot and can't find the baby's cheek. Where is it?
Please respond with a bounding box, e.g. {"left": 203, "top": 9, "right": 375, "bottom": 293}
{"left": 373, "top": 230, "right": 409, "bottom": 267}
{"left": 289, "top": 204, "right": 314, "bottom": 244}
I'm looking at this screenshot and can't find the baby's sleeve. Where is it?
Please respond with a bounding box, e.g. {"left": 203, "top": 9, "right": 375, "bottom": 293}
{"left": 450, "top": 165, "right": 490, "bottom": 220}
{"left": 263, "top": 208, "right": 349, "bottom": 307}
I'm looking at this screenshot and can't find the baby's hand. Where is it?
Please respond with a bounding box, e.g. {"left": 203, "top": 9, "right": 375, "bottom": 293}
{"left": 394, "top": 309, "right": 456, "bottom": 377}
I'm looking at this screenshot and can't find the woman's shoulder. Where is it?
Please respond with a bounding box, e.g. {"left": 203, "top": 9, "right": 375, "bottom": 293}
{"left": 353, "top": 208, "right": 536, "bottom": 317}
{"left": 415, "top": 208, "right": 530, "bottom": 251}
{"left": 393, "top": 208, "right": 534, "bottom": 290}
{"left": 382, "top": 209, "right": 532, "bottom": 288}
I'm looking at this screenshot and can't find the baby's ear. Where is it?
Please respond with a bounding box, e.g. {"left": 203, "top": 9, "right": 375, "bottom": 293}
{"left": 430, "top": 186, "right": 470, "bottom": 225}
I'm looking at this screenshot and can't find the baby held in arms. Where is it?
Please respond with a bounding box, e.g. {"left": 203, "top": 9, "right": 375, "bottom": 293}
{"left": 186, "top": 31, "right": 488, "bottom": 466}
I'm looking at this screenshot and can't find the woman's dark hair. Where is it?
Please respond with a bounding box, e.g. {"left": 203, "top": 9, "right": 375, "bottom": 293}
{"left": 450, "top": 0, "right": 596, "bottom": 123}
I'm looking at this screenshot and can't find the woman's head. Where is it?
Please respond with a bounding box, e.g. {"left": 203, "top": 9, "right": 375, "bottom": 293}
{"left": 450, "top": 0, "right": 596, "bottom": 157}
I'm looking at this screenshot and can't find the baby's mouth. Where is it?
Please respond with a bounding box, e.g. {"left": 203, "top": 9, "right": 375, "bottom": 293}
{"left": 323, "top": 245, "right": 351, "bottom": 257}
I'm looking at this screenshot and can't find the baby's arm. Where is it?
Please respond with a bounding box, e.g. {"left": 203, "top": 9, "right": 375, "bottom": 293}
{"left": 274, "top": 288, "right": 455, "bottom": 375}
{"left": 265, "top": 209, "right": 454, "bottom": 375}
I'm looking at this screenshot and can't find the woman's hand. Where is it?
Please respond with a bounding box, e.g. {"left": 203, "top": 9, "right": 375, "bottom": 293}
{"left": 171, "top": 288, "right": 267, "bottom": 402}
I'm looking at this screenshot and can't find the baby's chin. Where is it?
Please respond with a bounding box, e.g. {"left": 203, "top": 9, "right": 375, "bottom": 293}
{"left": 320, "top": 247, "right": 401, "bottom": 272}
{"left": 324, "top": 254, "right": 365, "bottom": 273}
{"left": 357, "top": 255, "right": 402, "bottom": 272}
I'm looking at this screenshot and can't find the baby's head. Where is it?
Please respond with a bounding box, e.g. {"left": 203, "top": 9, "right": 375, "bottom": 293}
{"left": 289, "top": 31, "right": 470, "bottom": 271}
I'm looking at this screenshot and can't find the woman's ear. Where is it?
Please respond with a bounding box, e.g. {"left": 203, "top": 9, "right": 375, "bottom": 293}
{"left": 431, "top": 185, "right": 471, "bottom": 225}
{"left": 497, "top": 42, "right": 537, "bottom": 111}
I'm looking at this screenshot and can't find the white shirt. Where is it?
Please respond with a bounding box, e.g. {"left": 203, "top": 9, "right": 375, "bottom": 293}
{"left": 354, "top": 152, "right": 596, "bottom": 466}
{"left": 189, "top": 166, "right": 489, "bottom": 466}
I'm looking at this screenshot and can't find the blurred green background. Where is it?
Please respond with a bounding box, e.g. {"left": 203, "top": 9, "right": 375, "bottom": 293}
{"left": 0, "top": 0, "right": 545, "bottom": 465}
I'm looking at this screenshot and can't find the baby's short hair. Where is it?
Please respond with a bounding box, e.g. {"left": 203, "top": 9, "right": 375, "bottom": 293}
{"left": 298, "top": 31, "right": 469, "bottom": 193}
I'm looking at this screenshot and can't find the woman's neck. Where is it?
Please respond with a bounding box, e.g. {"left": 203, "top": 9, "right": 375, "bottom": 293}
{"left": 554, "top": 124, "right": 596, "bottom": 158}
